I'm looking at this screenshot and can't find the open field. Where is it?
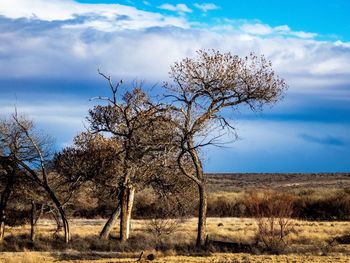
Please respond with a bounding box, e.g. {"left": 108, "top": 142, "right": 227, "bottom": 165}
{"left": 1, "top": 173, "right": 350, "bottom": 262}
{"left": 1, "top": 252, "right": 350, "bottom": 263}
{"left": 1, "top": 218, "right": 349, "bottom": 262}
{"left": 206, "top": 173, "right": 350, "bottom": 192}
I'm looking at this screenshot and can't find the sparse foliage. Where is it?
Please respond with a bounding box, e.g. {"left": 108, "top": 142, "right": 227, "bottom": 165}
{"left": 0, "top": 113, "right": 71, "bottom": 243}
{"left": 87, "top": 73, "right": 191, "bottom": 241}
{"left": 165, "top": 49, "right": 287, "bottom": 246}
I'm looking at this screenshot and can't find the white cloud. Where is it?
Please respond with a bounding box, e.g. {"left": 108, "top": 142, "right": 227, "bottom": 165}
{"left": 193, "top": 3, "right": 219, "bottom": 13}
{"left": 158, "top": 3, "right": 192, "bottom": 14}
{"left": 0, "top": 0, "right": 188, "bottom": 30}
{"left": 240, "top": 23, "right": 273, "bottom": 35}
{"left": 0, "top": 0, "right": 349, "bottom": 95}
{"left": 1, "top": 1, "right": 350, "bottom": 170}
{"left": 240, "top": 23, "right": 317, "bottom": 39}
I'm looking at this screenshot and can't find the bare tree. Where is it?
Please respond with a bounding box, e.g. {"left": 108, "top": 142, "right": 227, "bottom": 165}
{"left": 87, "top": 74, "right": 176, "bottom": 242}
{"left": 0, "top": 116, "right": 32, "bottom": 241}
{"left": 0, "top": 156, "right": 19, "bottom": 241}
{"left": 165, "top": 50, "right": 287, "bottom": 247}
{"left": 0, "top": 113, "right": 71, "bottom": 243}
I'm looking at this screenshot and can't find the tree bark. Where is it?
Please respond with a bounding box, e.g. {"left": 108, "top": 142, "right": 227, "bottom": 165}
{"left": 30, "top": 201, "right": 37, "bottom": 242}
{"left": 99, "top": 202, "right": 121, "bottom": 239}
{"left": 119, "top": 185, "right": 135, "bottom": 241}
{"left": 45, "top": 187, "right": 70, "bottom": 243}
{"left": 119, "top": 185, "right": 129, "bottom": 242}
{"left": 125, "top": 186, "right": 135, "bottom": 239}
{"left": 196, "top": 182, "right": 207, "bottom": 247}
{"left": 0, "top": 209, "right": 5, "bottom": 241}
{"left": 30, "top": 201, "right": 43, "bottom": 242}
{"left": 187, "top": 139, "right": 208, "bottom": 248}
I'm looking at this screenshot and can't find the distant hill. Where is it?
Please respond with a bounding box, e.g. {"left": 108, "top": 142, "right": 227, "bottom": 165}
{"left": 206, "top": 173, "right": 350, "bottom": 192}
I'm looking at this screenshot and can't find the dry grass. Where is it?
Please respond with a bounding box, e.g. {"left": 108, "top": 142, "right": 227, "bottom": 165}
{"left": 0, "top": 218, "right": 349, "bottom": 262}
{"left": 0, "top": 252, "right": 350, "bottom": 263}
{"left": 3, "top": 218, "right": 350, "bottom": 245}
{"left": 2, "top": 218, "right": 350, "bottom": 249}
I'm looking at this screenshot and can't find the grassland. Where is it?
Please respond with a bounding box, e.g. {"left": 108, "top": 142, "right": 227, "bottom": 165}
{"left": 1, "top": 173, "right": 350, "bottom": 262}
{"left": 2, "top": 252, "right": 350, "bottom": 263}
{"left": 1, "top": 217, "right": 349, "bottom": 262}
{"left": 206, "top": 173, "right": 350, "bottom": 192}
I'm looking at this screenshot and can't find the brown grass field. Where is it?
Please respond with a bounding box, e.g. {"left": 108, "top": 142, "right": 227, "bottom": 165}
{"left": 1, "top": 217, "right": 349, "bottom": 262}
{"left": 1, "top": 173, "right": 350, "bottom": 262}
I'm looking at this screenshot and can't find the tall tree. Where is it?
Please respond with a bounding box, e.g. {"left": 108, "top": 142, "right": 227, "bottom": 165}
{"left": 88, "top": 73, "right": 175, "bottom": 241}
{"left": 165, "top": 50, "right": 287, "bottom": 247}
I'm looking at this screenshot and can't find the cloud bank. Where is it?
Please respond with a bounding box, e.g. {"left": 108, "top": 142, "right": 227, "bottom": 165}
{"left": 0, "top": 0, "right": 349, "bottom": 95}
{"left": 0, "top": 0, "right": 349, "bottom": 171}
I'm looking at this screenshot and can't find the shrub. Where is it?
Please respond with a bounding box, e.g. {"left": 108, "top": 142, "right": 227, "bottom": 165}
{"left": 207, "top": 195, "right": 247, "bottom": 217}
{"left": 246, "top": 190, "right": 295, "bottom": 254}
{"left": 295, "top": 191, "right": 350, "bottom": 220}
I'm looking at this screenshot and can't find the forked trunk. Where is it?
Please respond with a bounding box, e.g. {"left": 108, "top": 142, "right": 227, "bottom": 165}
{"left": 46, "top": 187, "right": 70, "bottom": 243}
{"left": 30, "top": 201, "right": 43, "bottom": 242}
{"left": 61, "top": 214, "right": 70, "bottom": 243}
{"left": 119, "top": 185, "right": 129, "bottom": 242}
{"left": 125, "top": 186, "right": 135, "bottom": 239}
{"left": 100, "top": 202, "right": 121, "bottom": 239}
{"left": 119, "top": 185, "right": 135, "bottom": 241}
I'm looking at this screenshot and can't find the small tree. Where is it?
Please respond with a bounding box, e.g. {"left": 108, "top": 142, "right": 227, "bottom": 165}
{"left": 165, "top": 50, "right": 287, "bottom": 247}
{"left": 0, "top": 113, "right": 71, "bottom": 243}
{"left": 0, "top": 154, "right": 19, "bottom": 241}
{"left": 55, "top": 132, "right": 123, "bottom": 239}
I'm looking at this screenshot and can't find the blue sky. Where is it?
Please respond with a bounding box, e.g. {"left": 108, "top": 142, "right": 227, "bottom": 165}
{"left": 0, "top": 0, "right": 350, "bottom": 172}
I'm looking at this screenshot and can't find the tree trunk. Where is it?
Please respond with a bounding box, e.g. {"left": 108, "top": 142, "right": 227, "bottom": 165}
{"left": 0, "top": 160, "right": 17, "bottom": 242}
{"left": 125, "top": 186, "right": 135, "bottom": 239}
{"left": 119, "top": 185, "right": 135, "bottom": 241}
{"left": 30, "top": 201, "right": 37, "bottom": 242}
{"left": 100, "top": 202, "right": 121, "bottom": 239}
{"left": 46, "top": 187, "right": 70, "bottom": 243}
{"left": 30, "top": 202, "right": 43, "bottom": 242}
{"left": 196, "top": 182, "right": 207, "bottom": 247}
{"left": 119, "top": 185, "right": 128, "bottom": 242}
{"left": 61, "top": 213, "right": 70, "bottom": 243}
{"left": 0, "top": 209, "right": 5, "bottom": 242}
{"left": 187, "top": 139, "right": 208, "bottom": 248}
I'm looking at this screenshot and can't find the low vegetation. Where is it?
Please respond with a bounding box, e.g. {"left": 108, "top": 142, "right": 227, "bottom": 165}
{"left": 0, "top": 217, "right": 349, "bottom": 262}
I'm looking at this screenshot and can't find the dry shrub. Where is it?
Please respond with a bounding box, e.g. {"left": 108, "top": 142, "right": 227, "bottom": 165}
{"left": 246, "top": 190, "right": 295, "bottom": 254}
{"left": 147, "top": 218, "right": 181, "bottom": 249}
{"left": 145, "top": 196, "right": 185, "bottom": 249}
{"left": 295, "top": 190, "right": 350, "bottom": 220}
{"left": 207, "top": 194, "right": 247, "bottom": 217}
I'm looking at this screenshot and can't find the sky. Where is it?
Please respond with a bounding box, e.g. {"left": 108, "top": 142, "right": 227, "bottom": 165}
{"left": 0, "top": 0, "right": 350, "bottom": 173}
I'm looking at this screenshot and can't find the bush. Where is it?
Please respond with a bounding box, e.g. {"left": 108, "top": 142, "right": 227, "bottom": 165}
{"left": 295, "top": 191, "right": 350, "bottom": 220}
{"left": 246, "top": 190, "right": 295, "bottom": 254}
{"left": 207, "top": 195, "right": 247, "bottom": 217}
